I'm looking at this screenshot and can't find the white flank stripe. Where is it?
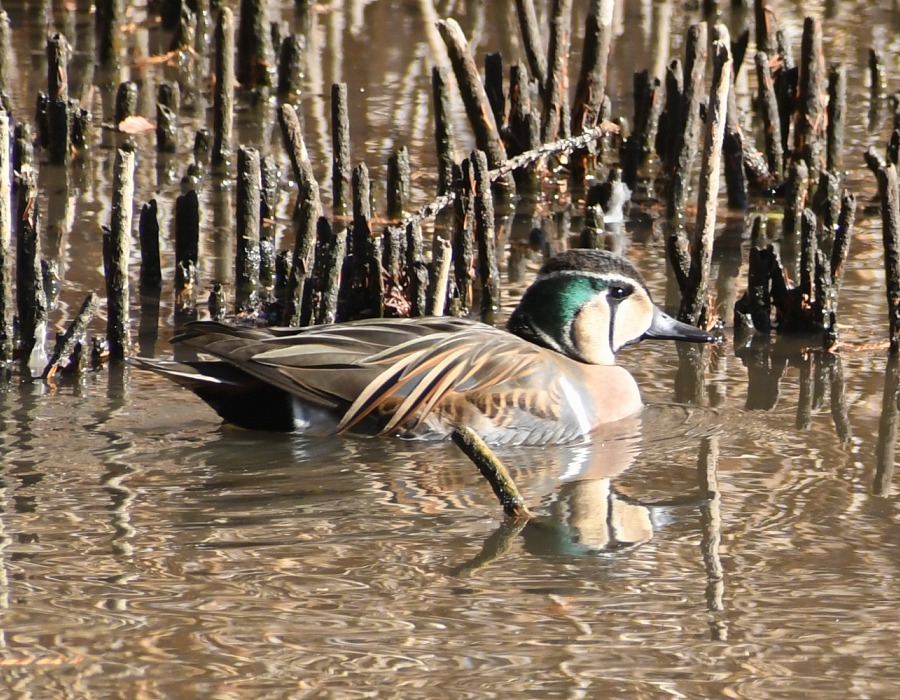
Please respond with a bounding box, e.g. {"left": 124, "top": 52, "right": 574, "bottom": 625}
{"left": 559, "top": 375, "right": 592, "bottom": 441}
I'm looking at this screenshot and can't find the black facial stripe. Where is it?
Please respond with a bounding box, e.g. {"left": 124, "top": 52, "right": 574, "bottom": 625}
{"left": 608, "top": 299, "right": 618, "bottom": 351}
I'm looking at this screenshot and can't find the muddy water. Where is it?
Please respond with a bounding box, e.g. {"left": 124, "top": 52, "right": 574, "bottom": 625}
{"left": 1, "top": 1, "right": 899, "bottom": 698}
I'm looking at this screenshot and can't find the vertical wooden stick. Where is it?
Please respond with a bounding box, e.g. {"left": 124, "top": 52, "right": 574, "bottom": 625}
{"left": 156, "top": 81, "right": 180, "bottom": 153}
{"left": 212, "top": 7, "right": 235, "bottom": 167}
{"left": 869, "top": 49, "right": 886, "bottom": 129}
{"left": 879, "top": 164, "right": 900, "bottom": 353}
{"left": 105, "top": 146, "right": 135, "bottom": 361}
{"left": 284, "top": 180, "right": 320, "bottom": 326}
{"left": 428, "top": 236, "right": 452, "bottom": 316}
{"left": 830, "top": 190, "right": 856, "bottom": 291}
{"left": 332, "top": 83, "right": 351, "bottom": 217}
{"left": 406, "top": 219, "right": 429, "bottom": 317}
{"left": 436, "top": 19, "right": 508, "bottom": 171}
{"left": 0, "top": 112, "right": 10, "bottom": 363}
{"left": 139, "top": 199, "right": 162, "bottom": 291}
{"left": 156, "top": 103, "right": 177, "bottom": 153}
{"left": 782, "top": 160, "right": 809, "bottom": 244}
{"left": 16, "top": 169, "right": 46, "bottom": 373}
{"left": 260, "top": 155, "right": 278, "bottom": 290}
{"left": 754, "top": 0, "right": 773, "bottom": 54}
{"left": 47, "top": 33, "right": 70, "bottom": 165}
{"left": 754, "top": 51, "right": 784, "bottom": 179}
{"left": 95, "top": 0, "right": 123, "bottom": 66}
{"left": 541, "top": 0, "right": 573, "bottom": 143}
{"left": 431, "top": 67, "right": 456, "bottom": 196}
{"left": 386, "top": 146, "right": 410, "bottom": 220}
{"left": 506, "top": 64, "right": 541, "bottom": 191}
{"left": 316, "top": 217, "right": 345, "bottom": 325}
{"left": 571, "top": 0, "right": 614, "bottom": 184}
{"left": 484, "top": 53, "right": 505, "bottom": 133}
{"left": 453, "top": 160, "right": 475, "bottom": 313}
{"left": 237, "top": 0, "right": 273, "bottom": 89}
{"left": 235, "top": 146, "right": 262, "bottom": 313}
{"left": 114, "top": 81, "right": 137, "bottom": 124}
{"left": 572, "top": 0, "right": 613, "bottom": 136}
{"left": 826, "top": 63, "right": 846, "bottom": 174}
{"left": 0, "top": 10, "right": 11, "bottom": 95}
{"left": 514, "top": 0, "right": 547, "bottom": 88}
{"left": 47, "top": 32, "right": 69, "bottom": 101}
{"left": 472, "top": 150, "right": 499, "bottom": 321}
{"left": 796, "top": 17, "right": 826, "bottom": 177}
{"left": 799, "top": 208, "right": 817, "bottom": 314}
{"left": 676, "top": 28, "right": 731, "bottom": 325}
{"left": 278, "top": 102, "right": 315, "bottom": 189}
{"left": 174, "top": 190, "right": 200, "bottom": 311}
{"left": 667, "top": 23, "right": 708, "bottom": 223}
{"left": 277, "top": 34, "right": 305, "bottom": 97}
{"left": 659, "top": 59, "right": 683, "bottom": 173}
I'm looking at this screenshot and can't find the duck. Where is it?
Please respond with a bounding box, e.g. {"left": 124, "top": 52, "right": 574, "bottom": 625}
{"left": 137, "top": 249, "right": 716, "bottom": 446}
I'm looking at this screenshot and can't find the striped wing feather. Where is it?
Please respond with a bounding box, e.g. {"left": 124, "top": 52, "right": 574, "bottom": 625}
{"left": 336, "top": 332, "right": 554, "bottom": 436}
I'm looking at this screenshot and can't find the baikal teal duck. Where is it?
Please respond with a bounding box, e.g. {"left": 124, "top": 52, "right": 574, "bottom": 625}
{"left": 138, "top": 249, "right": 716, "bottom": 446}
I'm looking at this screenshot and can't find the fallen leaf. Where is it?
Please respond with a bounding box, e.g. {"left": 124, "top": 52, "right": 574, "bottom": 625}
{"left": 118, "top": 115, "right": 155, "bottom": 134}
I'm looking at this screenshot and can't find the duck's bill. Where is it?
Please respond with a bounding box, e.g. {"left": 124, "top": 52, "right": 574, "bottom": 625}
{"left": 642, "top": 307, "right": 717, "bottom": 343}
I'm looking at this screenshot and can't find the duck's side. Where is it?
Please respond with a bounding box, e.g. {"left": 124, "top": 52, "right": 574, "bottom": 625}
{"left": 138, "top": 317, "right": 643, "bottom": 446}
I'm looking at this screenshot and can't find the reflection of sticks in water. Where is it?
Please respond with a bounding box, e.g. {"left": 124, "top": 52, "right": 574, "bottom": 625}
{"left": 102, "top": 462, "right": 136, "bottom": 559}
{"left": 451, "top": 426, "right": 533, "bottom": 519}
{"left": 449, "top": 518, "right": 528, "bottom": 578}
{"left": 697, "top": 436, "right": 725, "bottom": 623}
{"left": 796, "top": 351, "right": 813, "bottom": 431}
{"left": 874, "top": 355, "right": 899, "bottom": 497}
{"left": 826, "top": 353, "right": 852, "bottom": 445}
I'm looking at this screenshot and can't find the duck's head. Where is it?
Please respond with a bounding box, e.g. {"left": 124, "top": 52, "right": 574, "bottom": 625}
{"left": 507, "top": 249, "right": 716, "bottom": 365}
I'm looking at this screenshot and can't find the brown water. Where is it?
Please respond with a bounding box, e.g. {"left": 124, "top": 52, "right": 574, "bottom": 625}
{"left": 1, "top": 1, "right": 900, "bottom": 697}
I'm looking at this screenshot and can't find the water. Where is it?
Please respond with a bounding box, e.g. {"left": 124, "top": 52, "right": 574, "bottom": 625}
{"left": 1, "top": 1, "right": 900, "bottom": 697}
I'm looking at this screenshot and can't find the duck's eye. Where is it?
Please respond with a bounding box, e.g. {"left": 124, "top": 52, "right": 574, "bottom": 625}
{"left": 608, "top": 285, "right": 630, "bottom": 300}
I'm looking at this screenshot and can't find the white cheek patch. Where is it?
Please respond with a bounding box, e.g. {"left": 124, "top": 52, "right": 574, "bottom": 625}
{"left": 611, "top": 295, "right": 653, "bottom": 350}
{"left": 571, "top": 299, "right": 615, "bottom": 365}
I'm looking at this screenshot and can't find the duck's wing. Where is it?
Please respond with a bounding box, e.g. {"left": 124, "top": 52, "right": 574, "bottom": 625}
{"left": 334, "top": 326, "right": 573, "bottom": 437}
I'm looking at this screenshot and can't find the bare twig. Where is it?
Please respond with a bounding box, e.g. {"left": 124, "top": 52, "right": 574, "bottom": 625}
{"left": 452, "top": 426, "right": 533, "bottom": 519}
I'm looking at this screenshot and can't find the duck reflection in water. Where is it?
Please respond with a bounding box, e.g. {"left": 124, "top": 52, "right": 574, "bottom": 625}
{"left": 451, "top": 412, "right": 716, "bottom": 569}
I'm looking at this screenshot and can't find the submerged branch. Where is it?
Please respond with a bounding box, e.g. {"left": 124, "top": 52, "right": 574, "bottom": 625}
{"left": 451, "top": 426, "right": 533, "bottom": 519}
